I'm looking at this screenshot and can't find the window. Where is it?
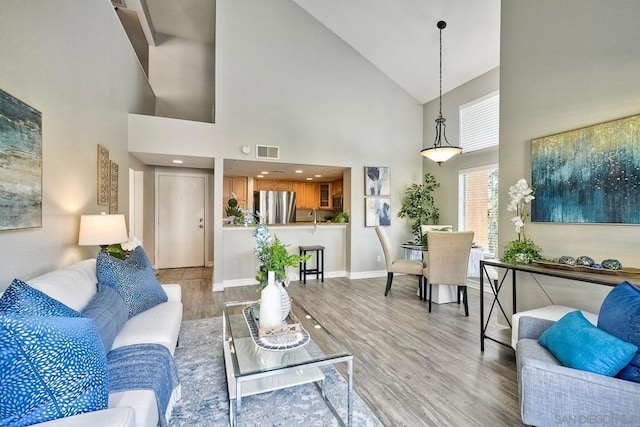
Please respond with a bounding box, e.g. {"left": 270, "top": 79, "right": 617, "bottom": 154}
{"left": 458, "top": 165, "right": 499, "bottom": 255}
{"left": 459, "top": 91, "right": 499, "bottom": 152}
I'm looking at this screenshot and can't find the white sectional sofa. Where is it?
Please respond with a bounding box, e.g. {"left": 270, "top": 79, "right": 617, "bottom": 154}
{"left": 23, "top": 258, "right": 183, "bottom": 427}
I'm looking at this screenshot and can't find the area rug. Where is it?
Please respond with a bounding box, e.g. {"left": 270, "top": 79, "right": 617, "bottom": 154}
{"left": 169, "top": 317, "right": 383, "bottom": 426}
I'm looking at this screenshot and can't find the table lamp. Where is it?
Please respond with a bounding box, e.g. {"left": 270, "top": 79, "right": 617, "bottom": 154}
{"left": 78, "top": 213, "right": 128, "bottom": 252}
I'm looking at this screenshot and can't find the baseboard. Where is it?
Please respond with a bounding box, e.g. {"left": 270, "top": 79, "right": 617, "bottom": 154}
{"left": 349, "top": 270, "right": 387, "bottom": 280}
{"left": 222, "top": 271, "right": 348, "bottom": 289}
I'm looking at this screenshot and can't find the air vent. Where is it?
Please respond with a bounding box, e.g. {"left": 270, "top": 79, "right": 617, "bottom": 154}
{"left": 256, "top": 145, "right": 280, "bottom": 159}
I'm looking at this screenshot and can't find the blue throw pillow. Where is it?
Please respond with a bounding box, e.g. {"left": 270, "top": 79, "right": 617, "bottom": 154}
{"left": 539, "top": 310, "right": 637, "bottom": 376}
{"left": 0, "top": 313, "right": 108, "bottom": 426}
{"left": 82, "top": 283, "right": 128, "bottom": 353}
{"left": 0, "top": 278, "right": 83, "bottom": 318}
{"left": 96, "top": 246, "right": 168, "bottom": 318}
{"left": 598, "top": 281, "right": 640, "bottom": 382}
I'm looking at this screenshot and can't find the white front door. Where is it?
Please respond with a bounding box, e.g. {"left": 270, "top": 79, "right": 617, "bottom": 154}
{"left": 157, "top": 173, "right": 206, "bottom": 269}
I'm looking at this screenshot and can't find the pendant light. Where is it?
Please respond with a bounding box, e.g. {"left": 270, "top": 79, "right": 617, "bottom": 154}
{"left": 420, "top": 20, "right": 462, "bottom": 165}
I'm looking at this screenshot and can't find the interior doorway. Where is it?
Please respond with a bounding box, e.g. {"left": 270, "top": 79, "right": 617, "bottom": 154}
{"left": 156, "top": 171, "right": 208, "bottom": 268}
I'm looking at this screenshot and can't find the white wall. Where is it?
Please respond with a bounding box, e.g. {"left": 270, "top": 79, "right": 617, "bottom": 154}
{"left": 0, "top": 0, "right": 155, "bottom": 288}
{"left": 149, "top": 34, "right": 215, "bottom": 123}
{"left": 130, "top": 0, "right": 423, "bottom": 288}
{"left": 499, "top": 0, "right": 640, "bottom": 314}
{"left": 422, "top": 67, "right": 500, "bottom": 227}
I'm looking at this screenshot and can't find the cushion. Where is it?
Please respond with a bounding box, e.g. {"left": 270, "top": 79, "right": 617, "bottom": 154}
{"left": 0, "top": 278, "right": 83, "bottom": 318}
{"left": 598, "top": 281, "right": 640, "bottom": 382}
{"left": 97, "top": 247, "right": 168, "bottom": 318}
{"left": 0, "top": 313, "right": 109, "bottom": 426}
{"left": 82, "top": 283, "right": 129, "bottom": 353}
{"left": 539, "top": 310, "right": 637, "bottom": 377}
{"left": 27, "top": 259, "right": 98, "bottom": 312}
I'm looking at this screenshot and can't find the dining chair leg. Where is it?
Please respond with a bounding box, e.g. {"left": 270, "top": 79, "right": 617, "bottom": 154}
{"left": 428, "top": 282, "right": 432, "bottom": 313}
{"left": 384, "top": 272, "right": 394, "bottom": 296}
{"left": 457, "top": 287, "right": 461, "bottom": 304}
{"left": 461, "top": 286, "right": 469, "bottom": 317}
{"left": 418, "top": 276, "right": 423, "bottom": 300}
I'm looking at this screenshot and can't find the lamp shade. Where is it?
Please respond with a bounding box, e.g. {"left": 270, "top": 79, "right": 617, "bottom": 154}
{"left": 78, "top": 214, "right": 128, "bottom": 247}
{"left": 420, "top": 145, "right": 462, "bottom": 163}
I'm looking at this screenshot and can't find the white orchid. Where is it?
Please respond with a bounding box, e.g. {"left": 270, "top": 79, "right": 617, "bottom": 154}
{"left": 121, "top": 236, "right": 141, "bottom": 251}
{"left": 507, "top": 178, "right": 535, "bottom": 239}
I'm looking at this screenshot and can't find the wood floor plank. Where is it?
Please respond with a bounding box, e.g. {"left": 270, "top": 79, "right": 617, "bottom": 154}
{"left": 157, "top": 268, "right": 524, "bottom": 426}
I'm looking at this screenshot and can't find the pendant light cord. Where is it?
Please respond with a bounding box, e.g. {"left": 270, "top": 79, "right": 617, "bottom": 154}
{"left": 439, "top": 23, "right": 443, "bottom": 117}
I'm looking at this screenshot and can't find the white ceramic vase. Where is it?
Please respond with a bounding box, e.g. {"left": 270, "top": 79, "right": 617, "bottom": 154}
{"left": 279, "top": 284, "right": 291, "bottom": 321}
{"left": 259, "top": 271, "right": 282, "bottom": 329}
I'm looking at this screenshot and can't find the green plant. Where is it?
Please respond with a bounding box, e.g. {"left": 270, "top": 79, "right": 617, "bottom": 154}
{"left": 253, "top": 225, "right": 310, "bottom": 291}
{"left": 106, "top": 243, "right": 126, "bottom": 260}
{"left": 225, "top": 194, "right": 244, "bottom": 225}
{"left": 334, "top": 211, "right": 349, "bottom": 223}
{"left": 398, "top": 173, "right": 440, "bottom": 237}
{"left": 502, "top": 239, "right": 542, "bottom": 264}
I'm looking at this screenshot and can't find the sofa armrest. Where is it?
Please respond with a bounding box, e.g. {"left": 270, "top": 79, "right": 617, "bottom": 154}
{"left": 517, "top": 316, "right": 556, "bottom": 341}
{"left": 33, "top": 408, "right": 135, "bottom": 427}
{"left": 517, "top": 339, "right": 640, "bottom": 426}
{"left": 162, "top": 284, "right": 182, "bottom": 303}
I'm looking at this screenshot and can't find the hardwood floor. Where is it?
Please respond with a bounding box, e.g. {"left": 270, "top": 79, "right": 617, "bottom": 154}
{"left": 156, "top": 268, "right": 524, "bottom": 426}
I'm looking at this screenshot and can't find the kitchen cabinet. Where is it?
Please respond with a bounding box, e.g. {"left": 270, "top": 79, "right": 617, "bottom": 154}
{"left": 332, "top": 180, "right": 343, "bottom": 195}
{"left": 255, "top": 180, "right": 275, "bottom": 191}
{"left": 292, "top": 182, "right": 307, "bottom": 208}
{"left": 223, "top": 176, "right": 248, "bottom": 209}
{"left": 319, "top": 183, "right": 331, "bottom": 209}
{"left": 305, "top": 182, "right": 319, "bottom": 209}
{"left": 276, "top": 181, "right": 292, "bottom": 191}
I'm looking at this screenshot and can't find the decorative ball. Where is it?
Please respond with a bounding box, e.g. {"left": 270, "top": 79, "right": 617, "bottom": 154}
{"left": 559, "top": 256, "right": 576, "bottom": 266}
{"left": 576, "top": 256, "right": 595, "bottom": 266}
{"left": 601, "top": 259, "right": 622, "bottom": 270}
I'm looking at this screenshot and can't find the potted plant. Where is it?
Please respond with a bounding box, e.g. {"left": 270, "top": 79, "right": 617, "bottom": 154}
{"left": 502, "top": 178, "right": 542, "bottom": 263}
{"left": 253, "top": 225, "right": 310, "bottom": 328}
{"left": 398, "top": 173, "right": 440, "bottom": 240}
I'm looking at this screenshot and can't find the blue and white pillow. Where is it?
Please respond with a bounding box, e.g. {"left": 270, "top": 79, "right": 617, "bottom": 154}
{"left": 97, "top": 247, "right": 168, "bottom": 318}
{"left": 0, "top": 278, "right": 83, "bottom": 318}
{"left": 82, "top": 283, "right": 129, "bottom": 353}
{"left": 0, "top": 313, "right": 109, "bottom": 426}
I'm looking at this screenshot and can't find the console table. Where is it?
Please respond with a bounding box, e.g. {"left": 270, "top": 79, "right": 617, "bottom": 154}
{"left": 479, "top": 259, "right": 640, "bottom": 351}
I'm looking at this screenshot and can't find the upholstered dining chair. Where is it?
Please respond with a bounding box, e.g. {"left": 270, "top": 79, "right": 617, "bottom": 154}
{"left": 375, "top": 226, "right": 424, "bottom": 298}
{"left": 423, "top": 231, "right": 474, "bottom": 316}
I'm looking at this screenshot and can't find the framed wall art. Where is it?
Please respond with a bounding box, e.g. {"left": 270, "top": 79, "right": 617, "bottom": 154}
{"left": 97, "top": 144, "right": 110, "bottom": 206}
{"left": 531, "top": 114, "right": 640, "bottom": 224}
{"left": 365, "top": 197, "right": 391, "bottom": 227}
{"left": 0, "top": 89, "right": 42, "bottom": 231}
{"left": 109, "top": 160, "right": 119, "bottom": 214}
{"left": 364, "top": 166, "right": 390, "bottom": 196}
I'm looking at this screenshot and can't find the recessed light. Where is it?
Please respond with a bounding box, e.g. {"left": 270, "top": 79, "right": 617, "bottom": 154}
{"left": 261, "top": 171, "right": 269, "bottom": 175}
{"left": 257, "top": 175, "right": 264, "bottom": 178}
{"left": 172, "top": 160, "right": 183, "bottom": 164}
{"left": 295, "top": 170, "right": 303, "bottom": 174}
{"left": 306, "top": 177, "right": 313, "bottom": 181}
{"left": 314, "top": 174, "right": 322, "bottom": 178}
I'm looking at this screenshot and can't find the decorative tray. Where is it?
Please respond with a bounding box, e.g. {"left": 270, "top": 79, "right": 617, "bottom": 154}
{"left": 533, "top": 260, "right": 640, "bottom": 276}
{"left": 243, "top": 306, "right": 310, "bottom": 351}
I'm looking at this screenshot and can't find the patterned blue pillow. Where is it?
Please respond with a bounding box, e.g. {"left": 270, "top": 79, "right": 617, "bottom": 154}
{"left": 0, "top": 278, "right": 83, "bottom": 318}
{"left": 0, "top": 313, "right": 108, "bottom": 426}
{"left": 96, "top": 247, "right": 168, "bottom": 318}
{"left": 82, "top": 283, "right": 128, "bottom": 353}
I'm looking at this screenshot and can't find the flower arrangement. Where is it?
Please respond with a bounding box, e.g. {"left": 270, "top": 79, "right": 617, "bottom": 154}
{"left": 106, "top": 236, "right": 142, "bottom": 260}
{"left": 253, "top": 224, "right": 310, "bottom": 292}
{"left": 225, "top": 193, "right": 257, "bottom": 226}
{"left": 503, "top": 179, "right": 541, "bottom": 264}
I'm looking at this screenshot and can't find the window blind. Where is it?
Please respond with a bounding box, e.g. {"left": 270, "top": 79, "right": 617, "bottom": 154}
{"left": 459, "top": 91, "right": 499, "bottom": 153}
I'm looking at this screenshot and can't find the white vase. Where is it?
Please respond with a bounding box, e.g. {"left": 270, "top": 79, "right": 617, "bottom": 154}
{"left": 259, "top": 271, "right": 282, "bottom": 329}
{"left": 279, "top": 284, "right": 291, "bottom": 321}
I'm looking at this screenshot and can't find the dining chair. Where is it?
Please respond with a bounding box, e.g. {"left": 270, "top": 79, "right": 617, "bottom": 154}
{"left": 422, "top": 231, "right": 474, "bottom": 316}
{"left": 375, "top": 226, "right": 424, "bottom": 298}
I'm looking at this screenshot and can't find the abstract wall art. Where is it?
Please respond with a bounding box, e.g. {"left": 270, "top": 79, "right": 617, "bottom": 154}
{"left": 531, "top": 114, "right": 640, "bottom": 224}
{"left": 365, "top": 197, "right": 391, "bottom": 227}
{"left": 364, "top": 166, "right": 390, "bottom": 196}
{"left": 0, "top": 89, "right": 42, "bottom": 231}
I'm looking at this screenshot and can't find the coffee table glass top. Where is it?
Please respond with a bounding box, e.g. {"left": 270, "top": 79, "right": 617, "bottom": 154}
{"left": 223, "top": 299, "right": 352, "bottom": 377}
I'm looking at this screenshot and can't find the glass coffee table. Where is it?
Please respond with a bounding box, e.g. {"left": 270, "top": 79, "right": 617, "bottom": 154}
{"left": 223, "top": 299, "right": 353, "bottom": 426}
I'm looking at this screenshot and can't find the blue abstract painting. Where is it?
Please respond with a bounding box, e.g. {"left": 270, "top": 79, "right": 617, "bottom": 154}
{"left": 531, "top": 115, "right": 640, "bottom": 224}
{"left": 0, "top": 90, "right": 42, "bottom": 230}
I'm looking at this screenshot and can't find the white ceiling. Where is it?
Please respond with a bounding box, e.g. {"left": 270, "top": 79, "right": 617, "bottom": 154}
{"left": 130, "top": 0, "right": 500, "bottom": 170}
